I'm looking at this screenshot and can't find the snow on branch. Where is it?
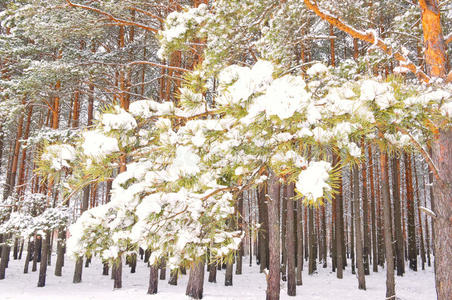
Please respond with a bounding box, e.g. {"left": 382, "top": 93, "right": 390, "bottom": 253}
{"left": 303, "top": 0, "right": 431, "bottom": 84}
{"left": 65, "top": 0, "right": 159, "bottom": 33}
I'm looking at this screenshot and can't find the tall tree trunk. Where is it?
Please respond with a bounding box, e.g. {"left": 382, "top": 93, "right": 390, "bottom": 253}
{"left": 353, "top": 165, "right": 366, "bottom": 290}
{"left": 404, "top": 153, "right": 417, "bottom": 271}
{"left": 368, "top": 145, "right": 378, "bottom": 272}
{"left": 258, "top": 184, "right": 269, "bottom": 272}
{"left": 334, "top": 154, "right": 344, "bottom": 278}
{"left": 413, "top": 158, "right": 426, "bottom": 270}
{"left": 361, "top": 141, "right": 370, "bottom": 275}
{"left": 296, "top": 198, "right": 303, "bottom": 285}
{"left": 392, "top": 156, "right": 405, "bottom": 276}
{"left": 380, "top": 149, "right": 396, "bottom": 299}
{"left": 281, "top": 186, "right": 287, "bottom": 282}
{"left": 350, "top": 171, "right": 356, "bottom": 275}
{"left": 431, "top": 128, "right": 452, "bottom": 300}
{"left": 266, "top": 173, "right": 280, "bottom": 300}
{"left": 286, "top": 183, "right": 296, "bottom": 296}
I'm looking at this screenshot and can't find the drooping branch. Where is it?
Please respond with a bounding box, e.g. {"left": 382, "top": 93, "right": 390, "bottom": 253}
{"left": 65, "top": 0, "right": 158, "bottom": 33}
{"left": 303, "top": 0, "right": 431, "bottom": 84}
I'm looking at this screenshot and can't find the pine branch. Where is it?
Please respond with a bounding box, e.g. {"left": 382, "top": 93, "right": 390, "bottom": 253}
{"left": 65, "top": 0, "right": 159, "bottom": 33}
{"left": 303, "top": 0, "right": 431, "bottom": 84}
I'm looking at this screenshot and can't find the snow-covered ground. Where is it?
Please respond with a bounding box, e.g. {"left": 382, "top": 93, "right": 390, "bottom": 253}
{"left": 0, "top": 255, "right": 436, "bottom": 300}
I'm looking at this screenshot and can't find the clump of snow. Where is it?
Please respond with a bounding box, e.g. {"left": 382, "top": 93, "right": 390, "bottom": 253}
{"left": 101, "top": 106, "right": 137, "bottom": 132}
{"left": 296, "top": 160, "right": 332, "bottom": 203}
{"left": 307, "top": 62, "right": 328, "bottom": 76}
{"left": 82, "top": 131, "right": 119, "bottom": 160}
{"left": 41, "top": 144, "right": 76, "bottom": 171}
{"left": 360, "top": 79, "right": 395, "bottom": 109}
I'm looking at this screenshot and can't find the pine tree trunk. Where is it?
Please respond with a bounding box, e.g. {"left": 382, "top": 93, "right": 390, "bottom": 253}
{"left": 55, "top": 228, "right": 65, "bottom": 276}
{"left": 37, "top": 231, "right": 49, "bottom": 287}
{"left": 334, "top": 153, "right": 344, "bottom": 278}
{"left": 148, "top": 264, "right": 159, "bottom": 294}
{"left": 286, "top": 183, "right": 296, "bottom": 296}
{"left": 24, "top": 239, "right": 32, "bottom": 274}
{"left": 353, "top": 165, "right": 366, "bottom": 290}
{"left": 225, "top": 262, "right": 233, "bottom": 286}
{"left": 361, "top": 142, "right": 370, "bottom": 275}
{"left": 0, "top": 243, "right": 10, "bottom": 279}
{"left": 258, "top": 184, "right": 269, "bottom": 272}
{"left": 186, "top": 261, "right": 205, "bottom": 300}
{"left": 296, "top": 198, "right": 303, "bottom": 285}
{"left": 308, "top": 206, "right": 316, "bottom": 275}
{"left": 350, "top": 171, "right": 356, "bottom": 275}
{"left": 391, "top": 156, "right": 405, "bottom": 276}
{"left": 73, "top": 257, "right": 83, "bottom": 283}
{"left": 236, "top": 192, "right": 244, "bottom": 275}
{"left": 159, "top": 257, "right": 166, "bottom": 279}
{"left": 413, "top": 159, "right": 426, "bottom": 270}
{"left": 404, "top": 153, "right": 417, "bottom": 271}
{"left": 113, "top": 257, "right": 122, "bottom": 289}
{"left": 266, "top": 173, "right": 280, "bottom": 300}
{"left": 281, "top": 186, "right": 287, "bottom": 282}
{"left": 368, "top": 145, "right": 378, "bottom": 273}
{"left": 431, "top": 128, "right": 452, "bottom": 300}
{"left": 380, "top": 150, "right": 396, "bottom": 299}
{"left": 32, "top": 236, "right": 40, "bottom": 272}
{"left": 169, "top": 269, "right": 178, "bottom": 285}
{"left": 208, "top": 261, "right": 217, "bottom": 283}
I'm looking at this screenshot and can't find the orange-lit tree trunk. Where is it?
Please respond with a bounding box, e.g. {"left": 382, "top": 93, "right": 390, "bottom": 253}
{"left": 418, "top": 1, "right": 452, "bottom": 299}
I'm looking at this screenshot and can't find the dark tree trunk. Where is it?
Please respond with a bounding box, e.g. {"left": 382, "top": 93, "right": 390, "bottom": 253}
{"left": 380, "top": 149, "right": 395, "bottom": 299}
{"left": 24, "top": 239, "right": 32, "bottom": 274}
{"left": 391, "top": 156, "right": 405, "bottom": 276}
{"left": 169, "top": 269, "right": 178, "bottom": 285}
{"left": 103, "top": 262, "right": 109, "bottom": 275}
{"left": 353, "top": 165, "right": 366, "bottom": 290}
{"left": 404, "top": 153, "right": 417, "bottom": 271}
{"left": 296, "top": 198, "right": 303, "bottom": 286}
{"left": 159, "top": 257, "right": 165, "bottom": 279}
{"left": 113, "top": 257, "right": 122, "bottom": 289}
{"left": 186, "top": 261, "right": 205, "bottom": 300}
{"left": 236, "top": 192, "right": 244, "bottom": 275}
{"left": 130, "top": 253, "right": 137, "bottom": 274}
{"left": 208, "top": 261, "right": 217, "bottom": 283}
{"left": 281, "top": 186, "right": 287, "bottom": 282}
{"left": 13, "top": 237, "right": 19, "bottom": 260}
{"left": 148, "top": 264, "right": 159, "bottom": 294}
{"left": 266, "top": 173, "right": 280, "bottom": 300}
{"left": 350, "top": 171, "right": 356, "bottom": 275}
{"left": 361, "top": 142, "right": 370, "bottom": 275}
{"left": 73, "top": 257, "right": 83, "bottom": 283}
{"left": 225, "top": 262, "right": 233, "bottom": 286}
{"left": 37, "top": 231, "right": 49, "bottom": 287}
{"left": 258, "top": 184, "right": 269, "bottom": 273}
{"left": 368, "top": 145, "right": 378, "bottom": 273}
{"left": 55, "top": 228, "right": 65, "bottom": 276}
{"left": 32, "top": 236, "right": 41, "bottom": 272}
{"left": 286, "top": 183, "right": 296, "bottom": 296}
{"left": 334, "top": 153, "right": 344, "bottom": 278}
{"left": 308, "top": 206, "right": 315, "bottom": 275}
{"left": 0, "top": 243, "right": 10, "bottom": 279}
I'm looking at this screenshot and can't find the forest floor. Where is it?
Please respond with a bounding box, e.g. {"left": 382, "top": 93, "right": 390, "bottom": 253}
{"left": 0, "top": 255, "right": 435, "bottom": 300}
